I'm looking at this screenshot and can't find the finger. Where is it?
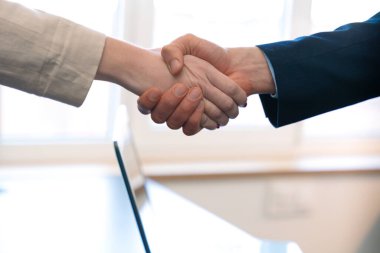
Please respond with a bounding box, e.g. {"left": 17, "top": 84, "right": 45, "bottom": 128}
{"left": 201, "top": 113, "right": 219, "bottom": 130}
{"left": 182, "top": 55, "right": 246, "bottom": 115}
{"left": 162, "top": 34, "right": 205, "bottom": 75}
{"left": 182, "top": 101, "right": 204, "bottom": 136}
{"left": 206, "top": 68, "right": 248, "bottom": 107}
{"left": 166, "top": 87, "right": 203, "bottom": 130}
{"left": 161, "top": 42, "right": 187, "bottom": 75}
{"left": 202, "top": 83, "right": 239, "bottom": 120}
{"left": 204, "top": 100, "right": 229, "bottom": 127}
{"left": 137, "top": 87, "right": 162, "bottom": 115}
{"left": 150, "top": 83, "right": 189, "bottom": 124}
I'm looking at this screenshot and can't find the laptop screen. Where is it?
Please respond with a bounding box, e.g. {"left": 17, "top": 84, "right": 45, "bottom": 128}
{"left": 113, "top": 141, "right": 151, "bottom": 253}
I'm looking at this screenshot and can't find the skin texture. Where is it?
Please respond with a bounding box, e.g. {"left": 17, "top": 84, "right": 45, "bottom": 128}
{"left": 137, "top": 84, "right": 205, "bottom": 135}
{"left": 95, "top": 37, "right": 247, "bottom": 130}
{"left": 161, "top": 34, "right": 275, "bottom": 95}
{"left": 138, "top": 34, "right": 275, "bottom": 135}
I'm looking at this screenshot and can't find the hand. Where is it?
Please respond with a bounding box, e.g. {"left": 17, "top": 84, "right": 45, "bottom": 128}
{"left": 96, "top": 38, "right": 247, "bottom": 129}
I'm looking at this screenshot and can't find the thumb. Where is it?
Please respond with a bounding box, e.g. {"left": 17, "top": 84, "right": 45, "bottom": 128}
{"left": 162, "top": 33, "right": 206, "bottom": 75}
{"left": 162, "top": 34, "right": 229, "bottom": 75}
{"left": 137, "top": 87, "right": 162, "bottom": 115}
{"left": 161, "top": 44, "right": 185, "bottom": 75}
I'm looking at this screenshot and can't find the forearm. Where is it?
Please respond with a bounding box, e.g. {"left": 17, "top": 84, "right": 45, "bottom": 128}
{"left": 96, "top": 37, "right": 174, "bottom": 95}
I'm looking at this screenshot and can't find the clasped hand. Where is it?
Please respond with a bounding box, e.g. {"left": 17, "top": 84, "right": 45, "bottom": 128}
{"left": 137, "top": 34, "right": 274, "bottom": 135}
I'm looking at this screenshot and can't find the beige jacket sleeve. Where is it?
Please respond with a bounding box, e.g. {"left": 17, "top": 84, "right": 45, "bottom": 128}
{"left": 0, "top": 0, "right": 106, "bottom": 106}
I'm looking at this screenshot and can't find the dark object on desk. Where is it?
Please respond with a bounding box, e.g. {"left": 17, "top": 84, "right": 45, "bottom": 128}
{"left": 114, "top": 141, "right": 151, "bottom": 253}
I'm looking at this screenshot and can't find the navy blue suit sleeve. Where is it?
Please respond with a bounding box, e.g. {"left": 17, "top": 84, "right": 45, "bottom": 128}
{"left": 257, "top": 12, "right": 380, "bottom": 127}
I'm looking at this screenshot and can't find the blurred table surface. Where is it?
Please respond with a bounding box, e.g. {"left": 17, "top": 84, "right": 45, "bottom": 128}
{"left": 0, "top": 166, "right": 302, "bottom": 253}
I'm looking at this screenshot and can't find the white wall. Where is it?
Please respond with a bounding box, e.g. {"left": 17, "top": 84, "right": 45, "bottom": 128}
{"left": 156, "top": 172, "right": 380, "bottom": 253}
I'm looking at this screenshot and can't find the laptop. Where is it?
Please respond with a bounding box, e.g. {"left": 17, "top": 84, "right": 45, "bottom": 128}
{"left": 0, "top": 144, "right": 301, "bottom": 253}
{"left": 0, "top": 104, "right": 303, "bottom": 253}
{"left": 110, "top": 105, "right": 304, "bottom": 253}
{"left": 112, "top": 141, "right": 303, "bottom": 253}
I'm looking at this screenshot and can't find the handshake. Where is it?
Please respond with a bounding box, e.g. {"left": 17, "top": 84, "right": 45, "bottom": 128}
{"left": 97, "top": 34, "right": 275, "bottom": 136}
{"left": 96, "top": 14, "right": 380, "bottom": 133}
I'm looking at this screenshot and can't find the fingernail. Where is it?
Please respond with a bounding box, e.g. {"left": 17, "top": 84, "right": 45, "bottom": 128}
{"left": 138, "top": 104, "right": 151, "bottom": 115}
{"left": 174, "top": 85, "right": 188, "bottom": 97}
{"left": 216, "top": 124, "right": 220, "bottom": 129}
{"left": 188, "top": 88, "right": 202, "bottom": 101}
{"left": 148, "top": 92, "right": 160, "bottom": 102}
{"left": 241, "top": 102, "right": 247, "bottom": 108}
{"left": 170, "top": 59, "right": 181, "bottom": 73}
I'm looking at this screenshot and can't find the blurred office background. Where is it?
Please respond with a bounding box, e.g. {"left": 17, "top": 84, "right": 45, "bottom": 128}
{"left": 0, "top": 1, "right": 379, "bottom": 253}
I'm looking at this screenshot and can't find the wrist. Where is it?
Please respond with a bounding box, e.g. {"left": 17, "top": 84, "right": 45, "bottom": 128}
{"left": 95, "top": 37, "right": 127, "bottom": 87}
{"left": 227, "top": 47, "right": 275, "bottom": 96}
{"left": 96, "top": 38, "right": 174, "bottom": 95}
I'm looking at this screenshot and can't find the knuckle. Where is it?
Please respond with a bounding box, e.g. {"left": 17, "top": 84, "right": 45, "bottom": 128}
{"left": 227, "top": 83, "right": 239, "bottom": 95}
{"left": 186, "top": 117, "right": 199, "bottom": 129}
{"left": 182, "top": 122, "right": 197, "bottom": 136}
{"left": 218, "top": 116, "right": 229, "bottom": 126}
{"left": 211, "top": 110, "right": 224, "bottom": 120}
{"left": 204, "top": 123, "right": 217, "bottom": 130}
{"left": 200, "top": 115, "right": 208, "bottom": 128}
{"left": 229, "top": 109, "right": 239, "bottom": 119}
{"left": 183, "top": 129, "right": 194, "bottom": 136}
{"left": 227, "top": 85, "right": 247, "bottom": 105}
{"left": 161, "top": 45, "right": 171, "bottom": 55}
{"left": 167, "top": 118, "right": 182, "bottom": 130}
{"left": 151, "top": 113, "right": 166, "bottom": 124}
{"left": 138, "top": 104, "right": 151, "bottom": 115}
{"left": 163, "top": 92, "right": 182, "bottom": 107}
{"left": 224, "top": 99, "right": 237, "bottom": 115}
{"left": 183, "top": 33, "right": 195, "bottom": 40}
{"left": 166, "top": 98, "right": 180, "bottom": 108}
{"left": 183, "top": 126, "right": 199, "bottom": 136}
{"left": 201, "top": 117, "right": 218, "bottom": 130}
{"left": 208, "top": 109, "right": 228, "bottom": 126}
{"left": 203, "top": 100, "right": 229, "bottom": 126}
{"left": 237, "top": 93, "right": 248, "bottom": 105}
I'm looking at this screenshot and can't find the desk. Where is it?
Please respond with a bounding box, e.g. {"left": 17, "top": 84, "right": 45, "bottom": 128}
{"left": 0, "top": 167, "right": 302, "bottom": 253}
